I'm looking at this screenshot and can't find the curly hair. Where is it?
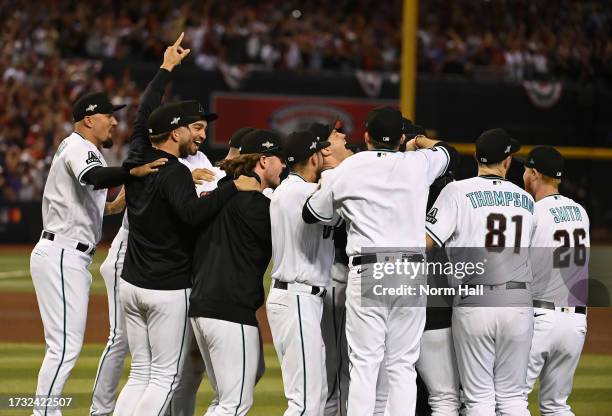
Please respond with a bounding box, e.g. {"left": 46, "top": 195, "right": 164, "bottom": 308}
{"left": 216, "top": 153, "right": 262, "bottom": 178}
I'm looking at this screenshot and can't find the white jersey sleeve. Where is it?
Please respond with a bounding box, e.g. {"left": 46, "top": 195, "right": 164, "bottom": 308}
{"left": 416, "top": 146, "right": 451, "bottom": 184}
{"left": 425, "top": 183, "right": 458, "bottom": 246}
{"left": 64, "top": 138, "right": 105, "bottom": 185}
{"left": 305, "top": 170, "right": 336, "bottom": 223}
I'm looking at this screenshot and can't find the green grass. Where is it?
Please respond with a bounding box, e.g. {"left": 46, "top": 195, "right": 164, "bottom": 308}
{"left": 0, "top": 343, "right": 610, "bottom": 415}
{"left": 0, "top": 342, "right": 285, "bottom": 416}
{"left": 1, "top": 249, "right": 612, "bottom": 414}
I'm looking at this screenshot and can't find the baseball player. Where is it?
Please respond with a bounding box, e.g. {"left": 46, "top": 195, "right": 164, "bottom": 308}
{"left": 89, "top": 35, "right": 215, "bottom": 416}
{"left": 305, "top": 121, "right": 355, "bottom": 416}
{"left": 29, "top": 91, "right": 165, "bottom": 416}
{"left": 113, "top": 99, "right": 258, "bottom": 416}
{"left": 303, "top": 107, "right": 457, "bottom": 416}
{"left": 520, "top": 146, "right": 589, "bottom": 416}
{"left": 407, "top": 122, "right": 461, "bottom": 416}
{"left": 189, "top": 131, "right": 286, "bottom": 416}
{"left": 268, "top": 129, "right": 345, "bottom": 416}
{"left": 425, "top": 128, "right": 535, "bottom": 416}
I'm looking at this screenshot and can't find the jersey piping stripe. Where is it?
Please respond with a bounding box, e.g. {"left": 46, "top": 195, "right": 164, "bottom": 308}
{"left": 89, "top": 240, "right": 124, "bottom": 415}
{"left": 76, "top": 162, "right": 103, "bottom": 185}
{"left": 45, "top": 249, "right": 66, "bottom": 416}
{"left": 234, "top": 324, "right": 246, "bottom": 416}
{"left": 306, "top": 198, "right": 333, "bottom": 221}
{"left": 157, "top": 289, "right": 188, "bottom": 416}
{"left": 297, "top": 296, "right": 307, "bottom": 416}
{"left": 326, "top": 287, "right": 338, "bottom": 402}
{"left": 426, "top": 226, "right": 445, "bottom": 247}
{"left": 436, "top": 145, "right": 451, "bottom": 177}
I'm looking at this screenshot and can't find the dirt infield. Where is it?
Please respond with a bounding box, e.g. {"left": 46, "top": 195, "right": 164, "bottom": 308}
{"left": 0, "top": 291, "right": 273, "bottom": 344}
{"left": 0, "top": 291, "right": 610, "bottom": 353}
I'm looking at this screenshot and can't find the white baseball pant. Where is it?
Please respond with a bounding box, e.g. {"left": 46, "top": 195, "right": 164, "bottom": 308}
{"left": 90, "top": 227, "right": 129, "bottom": 416}
{"left": 452, "top": 306, "right": 533, "bottom": 416}
{"left": 525, "top": 307, "right": 586, "bottom": 416}
{"left": 30, "top": 236, "right": 95, "bottom": 416}
{"left": 191, "top": 317, "right": 260, "bottom": 416}
{"left": 345, "top": 264, "right": 426, "bottom": 416}
{"left": 267, "top": 284, "right": 327, "bottom": 416}
{"left": 322, "top": 265, "right": 350, "bottom": 416}
{"left": 114, "top": 279, "right": 190, "bottom": 416}
{"left": 416, "top": 327, "right": 461, "bottom": 415}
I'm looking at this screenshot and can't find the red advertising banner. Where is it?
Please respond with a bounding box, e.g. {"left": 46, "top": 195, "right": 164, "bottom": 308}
{"left": 209, "top": 92, "right": 397, "bottom": 147}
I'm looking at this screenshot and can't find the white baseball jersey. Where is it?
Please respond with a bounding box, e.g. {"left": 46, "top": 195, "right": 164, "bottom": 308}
{"left": 42, "top": 132, "right": 108, "bottom": 246}
{"left": 530, "top": 194, "right": 590, "bottom": 306}
{"left": 425, "top": 175, "right": 536, "bottom": 285}
{"left": 306, "top": 147, "right": 450, "bottom": 256}
{"left": 180, "top": 151, "right": 226, "bottom": 196}
{"left": 271, "top": 173, "right": 340, "bottom": 287}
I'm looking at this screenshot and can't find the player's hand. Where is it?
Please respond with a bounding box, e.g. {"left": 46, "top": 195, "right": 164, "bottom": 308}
{"left": 234, "top": 175, "right": 260, "bottom": 192}
{"left": 192, "top": 168, "right": 216, "bottom": 184}
{"left": 160, "top": 32, "right": 191, "bottom": 72}
{"left": 129, "top": 158, "right": 168, "bottom": 177}
{"left": 404, "top": 138, "right": 417, "bottom": 151}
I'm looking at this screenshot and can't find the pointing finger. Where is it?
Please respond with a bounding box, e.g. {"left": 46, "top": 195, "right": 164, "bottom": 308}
{"left": 173, "top": 32, "right": 185, "bottom": 48}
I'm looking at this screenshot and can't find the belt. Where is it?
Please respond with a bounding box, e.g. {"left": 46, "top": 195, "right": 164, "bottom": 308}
{"left": 273, "top": 279, "right": 326, "bottom": 297}
{"left": 470, "top": 281, "right": 527, "bottom": 290}
{"left": 351, "top": 253, "right": 424, "bottom": 266}
{"left": 42, "top": 231, "right": 96, "bottom": 255}
{"left": 533, "top": 300, "right": 586, "bottom": 315}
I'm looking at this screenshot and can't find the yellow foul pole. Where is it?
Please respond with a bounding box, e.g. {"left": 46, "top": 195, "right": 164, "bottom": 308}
{"left": 400, "top": 0, "right": 418, "bottom": 120}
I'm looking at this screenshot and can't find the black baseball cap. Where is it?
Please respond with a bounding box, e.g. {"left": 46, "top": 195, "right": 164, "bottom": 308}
{"left": 180, "top": 100, "right": 218, "bottom": 122}
{"left": 308, "top": 122, "right": 333, "bottom": 142}
{"left": 475, "top": 128, "right": 521, "bottom": 164}
{"left": 517, "top": 146, "right": 564, "bottom": 178}
{"left": 240, "top": 129, "right": 283, "bottom": 157}
{"left": 148, "top": 102, "right": 202, "bottom": 136}
{"left": 308, "top": 117, "right": 342, "bottom": 142}
{"left": 73, "top": 92, "right": 126, "bottom": 122}
{"left": 229, "top": 127, "right": 255, "bottom": 148}
{"left": 365, "top": 106, "right": 403, "bottom": 144}
{"left": 284, "top": 131, "right": 331, "bottom": 165}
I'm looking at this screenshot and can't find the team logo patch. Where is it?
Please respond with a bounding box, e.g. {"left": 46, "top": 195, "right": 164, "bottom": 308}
{"left": 171, "top": 116, "right": 181, "bottom": 125}
{"left": 504, "top": 145, "right": 512, "bottom": 154}
{"left": 262, "top": 141, "right": 274, "bottom": 149}
{"left": 86, "top": 151, "right": 101, "bottom": 165}
{"left": 86, "top": 104, "right": 98, "bottom": 112}
{"left": 426, "top": 207, "right": 438, "bottom": 224}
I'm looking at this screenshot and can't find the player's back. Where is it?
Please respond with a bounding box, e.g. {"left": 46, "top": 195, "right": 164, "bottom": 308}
{"left": 427, "top": 175, "right": 535, "bottom": 285}
{"left": 271, "top": 173, "right": 337, "bottom": 286}
{"left": 331, "top": 148, "right": 449, "bottom": 255}
{"left": 531, "top": 194, "right": 590, "bottom": 306}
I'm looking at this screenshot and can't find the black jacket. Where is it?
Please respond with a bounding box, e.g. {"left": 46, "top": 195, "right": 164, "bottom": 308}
{"left": 189, "top": 185, "right": 272, "bottom": 327}
{"left": 121, "top": 68, "right": 238, "bottom": 290}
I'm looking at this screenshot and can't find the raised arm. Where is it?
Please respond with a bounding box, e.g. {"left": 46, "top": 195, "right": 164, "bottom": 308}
{"left": 127, "top": 32, "right": 191, "bottom": 159}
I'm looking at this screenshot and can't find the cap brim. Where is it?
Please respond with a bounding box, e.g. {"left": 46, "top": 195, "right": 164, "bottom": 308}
{"left": 514, "top": 155, "right": 527, "bottom": 165}
{"left": 112, "top": 104, "right": 127, "bottom": 112}
{"left": 316, "top": 141, "right": 331, "bottom": 151}
{"left": 509, "top": 138, "right": 521, "bottom": 154}
{"left": 202, "top": 113, "right": 218, "bottom": 122}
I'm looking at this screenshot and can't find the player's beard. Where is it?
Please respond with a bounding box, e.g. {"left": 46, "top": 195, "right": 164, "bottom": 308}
{"left": 101, "top": 138, "right": 113, "bottom": 149}
{"left": 178, "top": 140, "right": 191, "bottom": 158}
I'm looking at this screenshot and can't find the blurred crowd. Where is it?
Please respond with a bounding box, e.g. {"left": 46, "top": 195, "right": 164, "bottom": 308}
{"left": 1, "top": 0, "right": 611, "bottom": 202}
